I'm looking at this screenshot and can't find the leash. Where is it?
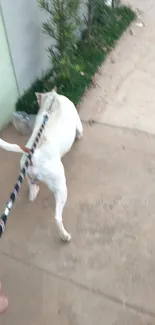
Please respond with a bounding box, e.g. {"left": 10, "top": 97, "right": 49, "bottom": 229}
{"left": 0, "top": 97, "right": 55, "bottom": 238}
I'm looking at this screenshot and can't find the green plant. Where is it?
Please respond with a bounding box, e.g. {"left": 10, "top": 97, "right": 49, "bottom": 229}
{"left": 84, "top": 0, "right": 106, "bottom": 41}
{"left": 112, "top": 0, "right": 120, "bottom": 8}
{"left": 84, "top": 0, "right": 121, "bottom": 42}
{"left": 16, "top": 4, "right": 136, "bottom": 114}
{"left": 38, "top": 0, "right": 80, "bottom": 81}
{"left": 85, "top": 0, "right": 93, "bottom": 41}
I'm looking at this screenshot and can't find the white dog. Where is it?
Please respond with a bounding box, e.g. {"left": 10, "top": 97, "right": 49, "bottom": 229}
{"left": 0, "top": 88, "right": 83, "bottom": 242}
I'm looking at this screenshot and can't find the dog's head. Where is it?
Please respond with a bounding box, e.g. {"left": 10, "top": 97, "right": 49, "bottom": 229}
{"left": 35, "top": 86, "right": 57, "bottom": 114}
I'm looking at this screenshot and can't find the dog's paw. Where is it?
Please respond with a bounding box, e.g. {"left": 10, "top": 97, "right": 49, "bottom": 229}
{"left": 76, "top": 125, "right": 83, "bottom": 140}
{"left": 76, "top": 132, "right": 83, "bottom": 141}
{"left": 29, "top": 185, "right": 40, "bottom": 202}
{"left": 76, "top": 134, "right": 83, "bottom": 140}
{"left": 60, "top": 232, "right": 72, "bottom": 243}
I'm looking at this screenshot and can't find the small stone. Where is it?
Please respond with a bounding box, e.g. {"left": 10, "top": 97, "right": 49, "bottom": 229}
{"left": 103, "top": 46, "right": 108, "bottom": 52}
{"left": 136, "top": 21, "right": 144, "bottom": 28}
{"left": 136, "top": 8, "right": 143, "bottom": 15}
{"left": 98, "top": 67, "right": 102, "bottom": 75}
{"left": 110, "top": 57, "right": 116, "bottom": 64}
{"left": 88, "top": 119, "right": 96, "bottom": 126}
{"left": 92, "top": 76, "right": 100, "bottom": 88}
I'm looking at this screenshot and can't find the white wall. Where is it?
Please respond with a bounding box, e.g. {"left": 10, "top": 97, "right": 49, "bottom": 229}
{"left": 0, "top": 0, "right": 51, "bottom": 94}
{"left": 0, "top": 8, "right": 18, "bottom": 129}
{"left": 0, "top": 0, "right": 89, "bottom": 96}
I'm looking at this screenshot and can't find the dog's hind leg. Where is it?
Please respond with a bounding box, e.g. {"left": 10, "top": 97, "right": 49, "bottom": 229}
{"left": 20, "top": 154, "right": 40, "bottom": 202}
{"left": 26, "top": 174, "right": 40, "bottom": 202}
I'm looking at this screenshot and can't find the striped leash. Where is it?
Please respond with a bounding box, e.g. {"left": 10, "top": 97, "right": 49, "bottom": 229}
{"left": 0, "top": 95, "right": 56, "bottom": 238}
{"left": 0, "top": 113, "right": 49, "bottom": 238}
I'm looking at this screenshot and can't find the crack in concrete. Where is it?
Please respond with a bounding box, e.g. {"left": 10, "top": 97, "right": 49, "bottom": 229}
{"left": 82, "top": 119, "right": 155, "bottom": 138}
{"left": 1, "top": 250, "right": 155, "bottom": 319}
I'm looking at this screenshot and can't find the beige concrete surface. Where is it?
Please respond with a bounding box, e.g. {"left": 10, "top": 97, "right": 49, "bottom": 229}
{"left": 1, "top": 123, "right": 155, "bottom": 324}
{"left": 80, "top": 0, "right": 155, "bottom": 135}
{"left": 0, "top": 254, "right": 153, "bottom": 325}
{"left": 1, "top": 0, "right": 155, "bottom": 324}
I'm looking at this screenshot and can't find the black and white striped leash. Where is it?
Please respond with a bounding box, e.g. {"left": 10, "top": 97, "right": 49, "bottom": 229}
{"left": 0, "top": 98, "right": 55, "bottom": 238}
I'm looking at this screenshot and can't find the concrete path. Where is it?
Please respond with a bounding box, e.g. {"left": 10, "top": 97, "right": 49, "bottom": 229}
{"left": 80, "top": 0, "right": 155, "bottom": 135}
{"left": 1, "top": 1, "right": 155, "bottom": 324}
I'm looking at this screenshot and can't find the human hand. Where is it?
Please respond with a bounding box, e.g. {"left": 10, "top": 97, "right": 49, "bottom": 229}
{"left": 0, "top": 282, "right": 8, "bottom": 314}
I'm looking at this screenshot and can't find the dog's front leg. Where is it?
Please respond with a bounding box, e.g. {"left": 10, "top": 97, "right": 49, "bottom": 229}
{"left": 54, "top": 186, "right": 71, "bottom": 242}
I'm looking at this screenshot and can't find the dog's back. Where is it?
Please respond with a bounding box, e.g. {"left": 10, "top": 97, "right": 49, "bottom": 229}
{"left": 25, "top": 91, "right": 79, "bottom": 160}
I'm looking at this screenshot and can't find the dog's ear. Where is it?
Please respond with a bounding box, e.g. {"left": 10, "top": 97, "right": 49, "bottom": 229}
{"left": 35, "top": 93, "right": 42, "bottom": 107}
{"left": 52, "top": 86, "right": 57, "bottom": 92}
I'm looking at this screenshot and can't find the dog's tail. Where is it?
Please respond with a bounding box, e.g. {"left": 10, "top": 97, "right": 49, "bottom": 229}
{"left": 0, "top": 138, "right": 30, "bottom": 154}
